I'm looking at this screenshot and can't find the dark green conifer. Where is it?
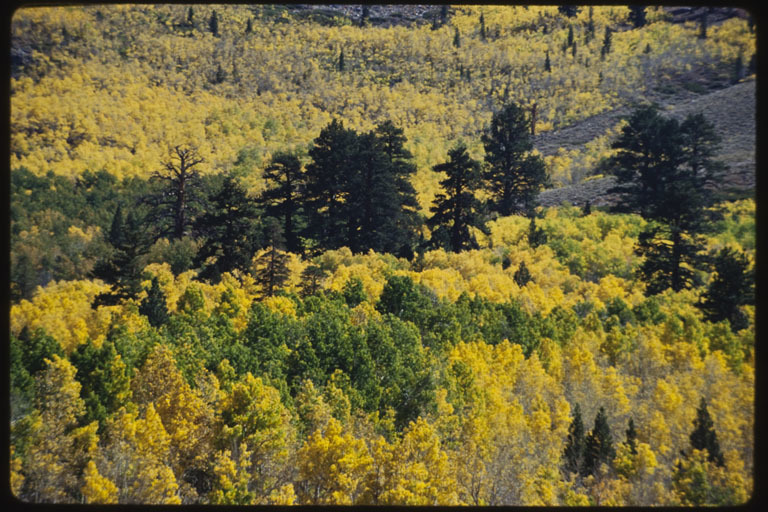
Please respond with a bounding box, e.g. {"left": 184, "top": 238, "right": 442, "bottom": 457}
{"left": 607, "top": 107, "right": 725, "bottom": 294}
{"left": 545, "top": 50, "right": 551, "bottom": 72}
{"left": 626, "top": 417, "right": 638, "bottom": 455}
{"left": 254, "top": 218, "right": 291, "bottom": 298}
{"left": 209, "top": 10, "right": 219, "bottom": 36}
{"left": 699, "top": 9, "right": 708, "bottom": 39}
{"left": 732, "top": 52, "right": 743, "bottom": 84}
{"left": 601, "top": 26, "right": 612, "bottom": 59}
{"left": 139, "top": 276, "right": 169, "bottom": 328}
{"left": 194, "top": 174, "right": 261, "bottom": 282}
{"left": 260, "top": 152, "right": 305, "bottom": 254}
{"left": 567, "top": 24, "right": 574, "bottom": 47}
{"left": 338, "top": 48, "right": 345, "bottom": 72}
{"left": 246, "top": 17, "right": 253, "bottom": 34}
{"left": 427, "top": 143, "right": 488, "bottom": 252}
{"left": 698, "top": 247, "right": 753, "bottom": 331}
{"left": 480, "top": 13, "right": 487, "bottom": 41}
{"left": 514, "top": 261, "right": 532, "bottom": 287}
{"left": 187, "top": 6, "right": 194, "bottom": 27}
{"left": 690, "top": 398, "right": 724, "bottom": 467}
{"left": 558, "top": 6, "right": 580, "bottom": 18}
{"left": 582, "top": 406, "right": 615, "bottom": 477}
{"left": 300, "top": 265, "right": 327, "bottom": 297}
{"left": 527, "top": 217, "right": 547, "bottom": 248}
{"left": 481, "top": 102, "right": 548, "bottom": 215}
{"left": 628, "top": 6, "right": 647, "bottom": 28}
{"left": 453, "top": 27, "right": 461, "bottom": 48}
{"left": 342, "top": 276, "right": 367, "bottom": 308}
{"left": 585, "top": 7, "right": 595, "bottom": 43}
{"left": 563, "top": 403, "right": 585, "bottom": 475}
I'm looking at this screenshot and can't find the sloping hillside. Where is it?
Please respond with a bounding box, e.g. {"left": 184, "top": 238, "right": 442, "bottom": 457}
{"left": 537, "top": 79, "right": 755, "bottom": 208}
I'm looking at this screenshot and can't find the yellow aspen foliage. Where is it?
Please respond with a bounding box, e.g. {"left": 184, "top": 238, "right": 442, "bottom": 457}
{"left": 269, "top": 484, "right": 297, "bottom": 505}
{"left": 296, "top": 417, "right": 373, "bottom": 505}
{"left": 378, "top": 417, "right": 458, "bottom": 506}
{"left": 81, "top": 459, "right": 119, "bottom": 504}
{"left": 209, "top": 445, "right": 255, "bottom": 505}
{"left": 131, "top": 344, "right": 215, "bottom": 479}
{"left": 262, "top": 295, "right": 298, "bottom": 317}
{"left": 96, "top": 406, "right": 181, "bottom": 504}
{"left": 10, "top": 446, "right": 25, "bottom": 498}
{"left": 10, "top": 279, "right": 113, "bottom": 353}
{"left": 17, "top": 355, "right": 93, "bottom": 502}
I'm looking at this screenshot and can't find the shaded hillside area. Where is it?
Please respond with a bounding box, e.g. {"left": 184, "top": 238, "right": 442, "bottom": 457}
{"left": 538, "top": 79, "right": 755, "bottom": 208}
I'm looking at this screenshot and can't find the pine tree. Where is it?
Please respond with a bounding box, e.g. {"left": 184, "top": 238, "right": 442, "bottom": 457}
{"left": 303, "top": 119, "right": 358, "bottom": 250}
{"left": 583, "top": 200, "right": 592, "bottom": 215}
{"left": 209, "top": 10, "right": 219, "bottom": 36}
{"left": 513, "top": 261, "right": 531, "bottom": 287}
{"left": 260, "top": 152, "right": 305, "bottom": 253}
{"left": 567, "top": 24, "right": 574, "bottom": 47}
{"left": 544, "top": 50, "right": 551, "bottom": 72}
{"left": 254, "top": 218, "right": 291, "bottom": 298}
{"left": 479, "top": 13, "right": 486, "bottom": 41}
{"left": 246, "top": 18, "right": 253, "bottom": 34}
{"left": 300, "top": 265, "right": 327, "bottom": 297}
{"left": 337, "top": 48, "right": 345, "bottom": 72}
{"left": 440, "top": 5, "right": 449, "bottom": 25}
{"left": 187, "top": 6, "right": 194, "bottom": 27}
{"left": 481, "top": 102, "right": 548, "bottom": 216}
{"left": 453, "top": 27, "right": 461, "bottom": 48}
{"left": 427, "top": 143, "right": 488, "bottom": 252}
{"left": 690, "top": 399, "right": 724, "bottom": 467}
{"left": 699, "top": 9, "right": 708, "bottom": 39}
{"left": 194, "top": 174, "right": 261, "bottom": 282}
{"left": 214, "top": 63, "right": 226, "bottom": 84}
{"left": 139, "top": 276, "right": 169, "bottom": 328}
{"left": 698, "top": 247, "right": 753, "bottom": 331}
{"left": 360, "top": 5, "right": 370, "bottom": 27}
{"left": 608, "top": 107, "right": 725, "bottom": 294}
{"left": 301, "top": 120, "right": 420, "bottom": 255}
{"left": 145, "top": 145, "right": 206, "bottom": 240}
{"left": 625, "top": 418, "right": 638, "bottom": 455}
{"left": 93, "top": 207, "right": 152, "bottom": 306}
{"left": 558, "top": 6, "right": 580, "bottom": 18}
{"left": 582, "top": 406, "right": 615, "bottom": 477}
{"left": 732, "top": 52, "right": 744, "bottom": 84}
{"left": 628, "top": 6, "right": 647, "bottom": 28}
{"left": 572, "top": 40, "right": 577, "bottom": 58}
{"left": 601, "top": 26, "right": 612, "bottom": 59}
{"left": 563, "top": 403, "right": 585, "bottom": 476}
{"left": 527, "top": 217, "right": 547, "bottom": 248}
{"left": 585, "top": 6, "right": 595, "bottom": 43}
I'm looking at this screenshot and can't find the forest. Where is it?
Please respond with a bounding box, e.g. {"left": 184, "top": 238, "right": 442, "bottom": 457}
{"left": 9, "top": 4, "right": 755, "bottom": 506}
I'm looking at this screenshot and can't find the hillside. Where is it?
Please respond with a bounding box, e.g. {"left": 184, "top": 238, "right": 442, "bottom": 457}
{"left": 538, "top": 78, "right": 756, "bottom": 207}
{"left": 9, "top": 5, "right": 756, "bottom": 507}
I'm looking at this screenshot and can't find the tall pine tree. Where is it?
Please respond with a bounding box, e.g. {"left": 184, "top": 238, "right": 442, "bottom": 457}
{"left": 427, "top": 143, "right": 488, "bottom": 252}
{"left": 563, "top": 403, "right": 586, "bottom": 476}
{"left": 482, "top": 103, "right": 548, "bottom": 216}
{"left": 582, "top": 406, "right": 615, "bottom": 477}
{"left": 254, "top": 218, "right": 291, "bottom": 298}
{"left": 260, "top": 152, "right": 305, "bottom": 253}
{"left": 689, "top": 398, "right": 724, "bottom": 467}
{"left": 194, "top": 174, "right": 262, "bottom": 282}
{"left": 608, "top": 107, "right": 725, "bottom": 294}
{"left": 698, "top": 247, "right": 754, "bottom": 331}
